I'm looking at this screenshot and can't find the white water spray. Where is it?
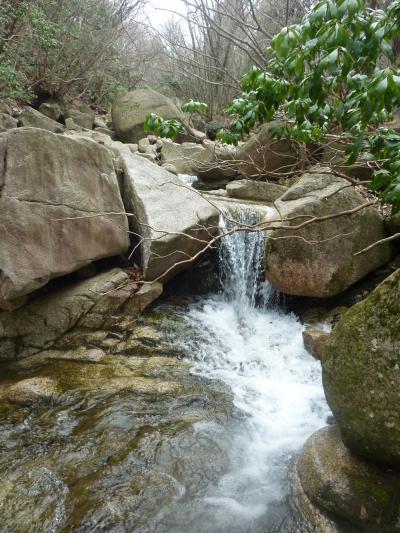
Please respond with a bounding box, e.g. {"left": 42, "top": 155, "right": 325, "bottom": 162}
{"left": 178, "top": 207, "right": 330, "bottom": 531}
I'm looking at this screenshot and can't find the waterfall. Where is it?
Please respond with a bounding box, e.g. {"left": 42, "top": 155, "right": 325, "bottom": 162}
{"left": 168, "top": 203, "right": 331, "bottom": 532}
{"left": 218, "top": 207, "right": 272, "bottom": 309}
{"left": 219, "top": 209, "right": 264, "bottom": 308}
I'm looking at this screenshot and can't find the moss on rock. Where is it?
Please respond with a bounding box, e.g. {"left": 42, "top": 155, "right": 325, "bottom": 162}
{"left": 323, "top": 268, "right": 400, "bottom": 466}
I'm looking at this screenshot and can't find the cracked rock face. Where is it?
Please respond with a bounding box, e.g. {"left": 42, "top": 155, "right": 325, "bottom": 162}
{"left": 0, "top": 267, "right": 163, "bottom": 361}
{"left": 116, "top": 146, "right": 219, "bottom": 282}
{"left": 0, "top": 128, "right": 130, "bottom": 309}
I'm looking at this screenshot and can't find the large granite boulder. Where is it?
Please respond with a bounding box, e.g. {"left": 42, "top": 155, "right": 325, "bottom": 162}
{"left": 0, "top": 268, "right": 163, "bottom": 361}
{"left": 160, "top": 139, "right": 205, "bottom": 175}
{"left": 264, "top": 170, "right": 391, "bottom": 297}
{"left": 295, "top": 426, "right": 400, "bottom": 531}
{"left": 323, "top": 269, "right": 400, "bottom": 466}
{"left": 115, "top": 145, "right": 218, "bottom": 281}
{"left": 236, "top": 123, "right": 299, "bottom": 179}
{"left": 17, "top": 107, "right": 64, "bottom": 133}
{"left": 0, "top": 128, "right": 129, "bottom": 309}
{"left": 112, "top": 89, "right": 183, "bottom": 144}
{"left": 226, "top": 179, "right": 287, "bottom": 202}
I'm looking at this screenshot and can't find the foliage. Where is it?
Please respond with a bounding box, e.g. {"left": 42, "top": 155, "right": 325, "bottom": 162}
{"left": 0, "top": 1, "right": 58, "bottom": 100}
{"left": 144, "top": 113, "right": 185, "bottom": 140}
{"left": 144, "top": 100, "right": 209, "bottom": 139}
{"left": 0, "top": 0, "right": 146, "bottom": 105}
{"left": 206, "top": 120, "right": 225, "bottom": 140}
{"left": 181, "top": 100, "right": 208, "bottom": 114}
{"left": 217, "top": 0, "right": 400, "bottom": 211}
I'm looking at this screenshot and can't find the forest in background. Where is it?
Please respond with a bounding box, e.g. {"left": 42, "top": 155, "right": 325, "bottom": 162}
{"left": 0, "top": 0, "right": 316, "bottom": 114}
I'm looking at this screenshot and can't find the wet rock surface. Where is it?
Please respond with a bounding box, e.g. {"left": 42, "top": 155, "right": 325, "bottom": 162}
{"left": 0, "top": 268, "right": 162, "bottom": 362}
{"left": 0, "top": 300, "right": 234, "bottom": 532}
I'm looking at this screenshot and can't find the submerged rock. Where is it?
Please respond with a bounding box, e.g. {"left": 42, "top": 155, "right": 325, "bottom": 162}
{"left": 323, "top": 268, "right": 400, "bottom": 467}
{"left": 265, "top": 170, "right": 391, "bottom": 298}
{"left": 4, "top": 377, "right": 60, "bottom": 406}
{"left": 0, "top": 128, "right": 129, "bottom": 309}
{"left": 0, "top": 333, "right": 233, "bottom": 531}
{"left": 295, "top": 426, "right": 400, "bottom": 531}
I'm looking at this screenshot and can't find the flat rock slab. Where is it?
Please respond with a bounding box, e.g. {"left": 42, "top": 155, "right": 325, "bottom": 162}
{"left": 226, "top": 179, "right": 287, "bottom": 202}
{"left": 0, "top": 268, "right": 163, "bottom": 361}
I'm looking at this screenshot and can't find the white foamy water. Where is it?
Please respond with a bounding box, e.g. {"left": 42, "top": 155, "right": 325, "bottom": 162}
{"left": 175, "top": 209, "right": 330, "bottom": 531}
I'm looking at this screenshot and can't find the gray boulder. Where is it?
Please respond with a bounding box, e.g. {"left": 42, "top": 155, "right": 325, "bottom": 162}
{"left": 195, "top": 139, "right": 238, "bottom": 180}
{"left": 112, "top": 89, "right": 184, "bottom": 144}
{"left": 237, "top": 123, "right": 299, "bottom": 179}
{"left": 115, "top": 145, "right": 218, "bottom": 281}
{"left": 264, "top": 169, "right": 391, "bottom": 297}
{"left": 0, "top": 101, "right": 11, "bottom": 114}
{"left": 295, "top": 426, "right": 400, "bottom": 530}
{"left": 39, "top": 101, "right": 63, "bottom": 122}
{"left": 17, "top": 107, "right": 64, "bottom": 133}
{"left": 0, "top": 128, "right": 129, "bottom": 309}
{"left": 0, "top": 113, "right": 18, "bottom": 131}
{"left": 323, "top": 268, "right": 400, "bottom": 466}
{"left": 65, "top": 108, "right": 94, "bottom": 130}
{"left": 160, "top": 139, "right": 206, "bottom": 175}
{"left": 226, "top": 179, "right": 287, "bottom": 202}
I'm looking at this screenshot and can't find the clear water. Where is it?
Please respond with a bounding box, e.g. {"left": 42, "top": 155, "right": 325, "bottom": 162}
{"left": 157, "top": 209, "right": 330, "bottom": 532}
{"left": 0, "top": 207, "right": 330, "bottom": 532}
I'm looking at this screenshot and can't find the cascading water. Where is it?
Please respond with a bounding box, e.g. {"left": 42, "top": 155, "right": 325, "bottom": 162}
{"left": 0, "top": 203, "right": 330, "bottom": 532}
{"left": 159, "top": 206, "right": 331, "bottom": 532}
{"left": 218, "top": 208, "right": 268, "bottom": 309}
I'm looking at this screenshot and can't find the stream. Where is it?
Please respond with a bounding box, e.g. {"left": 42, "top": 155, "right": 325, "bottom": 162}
{"left": 0, "top": 206, "right": 330, "bottom": 532}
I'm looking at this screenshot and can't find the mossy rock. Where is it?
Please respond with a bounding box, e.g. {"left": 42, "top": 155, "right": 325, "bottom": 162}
{"left": 323, "top": 268, "right": 400, "bottom": 466}
{"left": 296, "top": 426, "right": 400, "bottom": 531}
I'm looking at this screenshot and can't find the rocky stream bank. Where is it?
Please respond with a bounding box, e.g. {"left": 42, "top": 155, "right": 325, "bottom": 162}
{"left": 0, "top": 88, "right": 400, "bottom": 531}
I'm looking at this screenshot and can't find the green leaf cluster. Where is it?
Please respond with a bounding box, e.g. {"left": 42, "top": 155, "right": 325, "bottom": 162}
{"left": 144, "top": 100, "right": 210, "bottom": 140}
{"left": 219, "top": 0, "right": 400, "bottom": 211}
{"left": 181, "top": 100, "right": 208, "bottom": 114}
{"left": 144, "top": 113, "right": 185, "bottom": 140}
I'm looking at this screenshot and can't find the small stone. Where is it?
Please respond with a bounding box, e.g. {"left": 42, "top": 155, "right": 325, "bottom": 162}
{"left": 302, "top": 327, "right": 329, "bottom": 360}
{"left": 138, "top": 137, "right": 150, "bottom": 153}
{"left": 5, "top": 377, "right": 60, "bottom": 406}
